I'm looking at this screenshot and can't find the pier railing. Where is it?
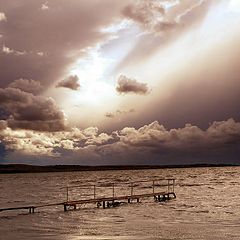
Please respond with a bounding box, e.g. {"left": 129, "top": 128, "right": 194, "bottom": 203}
{"left": 0, "top": 178, "right": 176, "bottom": 214}
{"left": 66, "top": 178, "right": 175, "bottom": 202}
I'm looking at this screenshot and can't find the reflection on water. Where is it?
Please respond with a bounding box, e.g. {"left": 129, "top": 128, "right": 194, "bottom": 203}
{"left": 0, "top": 167, "right": 240, "bottom": 240}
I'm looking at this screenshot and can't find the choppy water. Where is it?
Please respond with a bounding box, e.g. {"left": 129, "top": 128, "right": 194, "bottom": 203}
{"left": 0, "top": 167, "right": 239, "bottom": 240}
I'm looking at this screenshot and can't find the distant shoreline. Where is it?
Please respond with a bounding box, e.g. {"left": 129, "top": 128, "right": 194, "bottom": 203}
{"left": 0, "top": 163, "right": 239, "bottom": 174}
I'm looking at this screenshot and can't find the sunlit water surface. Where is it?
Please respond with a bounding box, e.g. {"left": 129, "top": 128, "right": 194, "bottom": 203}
{"left": 0, "top": 167, "right": 239, "bottom": 240}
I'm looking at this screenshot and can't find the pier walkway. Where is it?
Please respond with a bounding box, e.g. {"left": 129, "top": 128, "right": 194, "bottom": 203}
{"left": 0, "top": 178, "right": 176, "bottom": 214}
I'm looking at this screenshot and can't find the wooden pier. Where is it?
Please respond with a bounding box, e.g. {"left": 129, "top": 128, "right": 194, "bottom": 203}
{"left": 0, "top": 178, "right": 176, "bottom": 214}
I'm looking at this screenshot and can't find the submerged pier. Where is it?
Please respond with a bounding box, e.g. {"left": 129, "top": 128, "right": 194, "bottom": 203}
{"left": 0, "top": 178, "right": 176, "bottom": 214}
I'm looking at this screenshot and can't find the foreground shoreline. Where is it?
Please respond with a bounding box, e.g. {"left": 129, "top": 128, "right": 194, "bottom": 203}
{"left": 0, "top": 163, "right": 239, "bottom": 174}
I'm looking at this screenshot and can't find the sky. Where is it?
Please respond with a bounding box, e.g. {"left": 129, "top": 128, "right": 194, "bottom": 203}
{"left": 0, "top": 0, "right": 239, "bottom": 165}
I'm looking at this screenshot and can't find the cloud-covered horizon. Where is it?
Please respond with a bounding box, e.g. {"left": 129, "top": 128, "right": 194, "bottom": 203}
{"left": 0, "top": 118, "right": 239, "bottom": 165}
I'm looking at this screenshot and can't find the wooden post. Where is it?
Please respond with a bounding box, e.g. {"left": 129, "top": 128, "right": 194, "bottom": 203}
{"left": 167, "top": 179, "right": 170, "bottom": 193}
{"left": 131, "top": 183, "right": 133, "bottom": 196}
{"left": 153, "top": 180, "right": 155, "bottom": 194}
{"left": 103, "top": 201, "right": 105, "bottom": 209}
{"left": 173, "top": 179, "right": 175, "bottom": 193}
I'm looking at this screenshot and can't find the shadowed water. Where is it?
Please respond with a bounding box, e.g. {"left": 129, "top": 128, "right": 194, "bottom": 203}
{"left": 0, "top": 167, "right": 239, "bottom": 240}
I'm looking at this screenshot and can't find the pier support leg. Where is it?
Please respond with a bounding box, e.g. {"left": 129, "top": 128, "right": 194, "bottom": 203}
{"left": 137, "top": 198, "right": 139, "bottom": 203}
{"left": 103, "top": 201, "right": 105, "bottom": 209}
{"left": 29, "top": 207, "right": 35, "bottom": 214}
{"left": 64, "top": 204, "right": 67, "bottom": 212}
{"left": 128, "top": 198, "right": 131, "bottom": 203}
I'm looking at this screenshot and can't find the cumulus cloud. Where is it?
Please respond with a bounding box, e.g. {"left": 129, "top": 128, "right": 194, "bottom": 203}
{"left": 122, "top": 0, "right": 177, "bottom": 33}
{"left": 0, "top": 87, "right": 66, "bottom": 131}
{"left": 0, "top": 125, "right": 118, "bottom": 157}
{"left": 0, "top": 12, "right": 7, "bottom": 21}
{"left": 8, "top": 79, "right": 43, "bottom": 94}
{"left": 56, "top": 75, "right": 80, "bottom": 90}
{"left": 1, "top": 118, "right": 239, "bottom": 165}
{"left": 116, "top": 75, "right": 149, "bottom": 95}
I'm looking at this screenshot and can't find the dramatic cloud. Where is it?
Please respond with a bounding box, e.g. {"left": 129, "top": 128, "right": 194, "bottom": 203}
{"left": 119, "top": 119, "right": 240, "bottom": 150}
{"left": 116, "top": 75, "right": 149, "bottom": 95}
{"left": 0, "top": 0, "right": 130, "bottom": 88}
{"left": 0, "top": 87, "right": 66, "bottom": 131}
{"left": 56, "top": 75, "right": 80, "bottom": 90}
{"left": 115, "top": 0, "right": 215, "bottom": 71}
{"left": 0, "top": 0, "right": 239, "bottom": 165}
{"left": 8, "top": 79, "right": 43, "bottom": 94}
{"left": 0, "top": 119, "right": 239, "bottom": 165}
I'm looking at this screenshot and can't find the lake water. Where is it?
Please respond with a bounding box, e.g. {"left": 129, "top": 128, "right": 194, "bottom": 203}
{"left": 0, "top": 167, "right": 239, "bottom": 240}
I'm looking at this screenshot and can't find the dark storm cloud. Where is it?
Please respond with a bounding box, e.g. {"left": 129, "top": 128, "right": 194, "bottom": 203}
{"left": 8, "top": 79, "right": 43, "bottom": 94}
{"left": 0, "top": 0, "right": 131, "bottom": 88}
{"left": 56, "top": 75, "right": 80, "bottom": 90}
{"left": 0, "top": 87, "right": 66, "bottom": 131}
{"left": 116, "top": 75, "right": 149, "bottom": 95}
